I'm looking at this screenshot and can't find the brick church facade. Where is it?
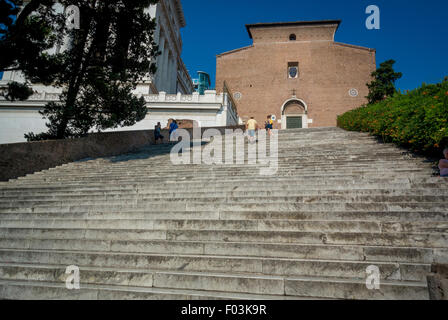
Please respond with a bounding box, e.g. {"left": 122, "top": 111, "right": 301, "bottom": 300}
{"left": 215, "top": 20, "right": 376, "bottom": 128}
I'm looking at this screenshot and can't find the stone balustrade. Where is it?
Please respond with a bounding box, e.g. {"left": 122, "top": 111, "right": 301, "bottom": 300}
{"left": 143, "top": 90, "right": 224, "bottom": 104}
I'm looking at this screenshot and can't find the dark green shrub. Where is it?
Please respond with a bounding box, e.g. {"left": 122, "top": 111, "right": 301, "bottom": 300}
{"left": 337, "top": 79, "right": 448, "bottom": 156}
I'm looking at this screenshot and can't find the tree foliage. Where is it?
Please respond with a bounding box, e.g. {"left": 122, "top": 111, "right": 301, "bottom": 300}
{"left": 0, "top": 0, "right": 20, "bottom": 30}
{"left": 1, "top": 81, "right": 34, "bottom": 101}
{"left": 366, "top": 59, "right": 403, "bottom": 105}
{"left": 0, "top": 0, "right": 160, "bottom": 140}
{"left": 0, "top": 0, "right": 61, "bottom": 101}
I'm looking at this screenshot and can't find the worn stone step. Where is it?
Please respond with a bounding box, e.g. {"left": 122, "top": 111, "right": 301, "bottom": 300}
{"left": 0, "top": 186, "right": 427, "bottom": 197}
{"left": 164, "top": 229, "right": 448, "bottom": 248}
{"left": 2, "top": 195, "right": 447, "bottom": 209}
{"left": 9, "top": 174, "right": 440, "bottom": 187}
{"left": 3, "top": 182, "right": 447, "bottom": 196}
{"left": 1, "top": 228, "right": 447, "bottom": 248}
{"left": 1, "top": 202, "right": 446, "bottom": 214}
{"left": 222, "top": 210, "right": 448, "bottom": 223}
{"left": 16, "top": 172, "right": 431, "bottom": 183}
{"left": 61, "top": 155, "right": 424, "bottom": 164}
{"left": 0, "top": 264, "right": 429, "bottom": 300}
{"left": 284, "top": 275, "right": 428, "bottom": 300}
{"left": 2, "top": 190, "right": 448, "bottom": 203}
{"left": 0, "top": 278, "right": 327, "bottom": 300}
{"left": 58, "top": 152, "right": 425, "bottom": 159}
{"left": 35, "top": 162, "right": 426, "bottom": 174}
{"left": 0, "top": 219, "right": 447, "bottom": 234}
{"left": 31, "top": 166, "right": 434, "bottom": 173}
{"left": 0, "top": 249, "right": 431, "bottom": 281}
{"left": 58, "top": 157, "right": 421, "bottom": 170}
{"left": 13, "top": 175, "right": 433, "bottom": 186}
{"left": 2, "top": 188, "right": 448, "bottom": 201}
{"left": 0, "top": 182, "right": 423, "bottom": 193}
{"left": 27, "top": 168, "right": 429, "bottom": 179}
{"left": 5, "top": 178, "right": 446, "bottom": 191}
{"left": 0, "top": 238, "right": 441, "bottom": 264}
{"left": 16, "top": 167, "right": 431, "bottom": 178}
{"left": 1, "top": 210, "right": 447, "bottom": 223}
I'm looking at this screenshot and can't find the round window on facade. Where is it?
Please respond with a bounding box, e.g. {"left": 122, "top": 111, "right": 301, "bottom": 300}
{"left": 289, "top": 34, "right": 296, "bottom": 41}
{"left": 349, "top": 88, "right": 359, "bottom": 97}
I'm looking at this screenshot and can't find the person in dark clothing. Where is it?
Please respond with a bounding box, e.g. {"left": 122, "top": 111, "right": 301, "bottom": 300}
{"left": 265, "top": 115, "right": 273, "bottom": 136}
{"left": 169, "top": 120, "right": 179, "bottom": 142}
{"left": 154, "top": 122, "right": 164, "bottom": 144}
{"left": 440, "top": 148, "right": 448, "bottom": 177}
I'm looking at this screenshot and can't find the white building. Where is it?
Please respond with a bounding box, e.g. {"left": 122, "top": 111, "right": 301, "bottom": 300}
{"left": 141, "top": 91, "right": 240, "bottom": 129}
{"left": 0, "top": 1, "right": 240, "bottom": 144}
{"left": 136, "top": 0, "right": 194, "bottom": 94}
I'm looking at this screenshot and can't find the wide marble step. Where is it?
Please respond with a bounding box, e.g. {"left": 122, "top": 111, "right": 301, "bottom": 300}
{"left": 0, "top": 264, "right": 429, "bottom": 300}
{"left": 0, "top": 228, "right": 447, "bottom": 248}
{"left": 0, "top": 249, "right": 431, "bottom": 281}
{"left": 0, "top": 238, "right": 441, "bottom": 263}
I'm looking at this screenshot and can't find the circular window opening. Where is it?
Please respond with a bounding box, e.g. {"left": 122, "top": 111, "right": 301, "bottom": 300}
{"left": 289, "top": 34, "right": 296, "bottom": 41}
{"left": 349, "top": 88, "right": 359, "bottom": 97}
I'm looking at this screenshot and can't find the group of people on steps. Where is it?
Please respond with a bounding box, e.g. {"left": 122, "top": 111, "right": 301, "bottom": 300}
{"left": 245, "top": 115, "right": 275, "bottom": 144}
{"left": 154, "top": 120, "right": 178, "bottom": 144}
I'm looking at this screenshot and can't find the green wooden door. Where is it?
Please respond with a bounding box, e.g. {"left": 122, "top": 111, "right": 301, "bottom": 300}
{"left": 286, "top": 116, "right": 302, "bottom": 129}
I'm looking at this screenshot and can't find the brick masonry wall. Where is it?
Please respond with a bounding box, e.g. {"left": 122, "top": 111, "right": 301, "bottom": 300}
{"left": 216, "top": 26, "right": 376, "bottom": 128}
{"left": 0, "top": 125, "right": 245, "bottom": 182}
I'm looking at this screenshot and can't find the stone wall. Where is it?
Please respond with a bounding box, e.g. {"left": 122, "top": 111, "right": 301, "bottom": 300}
{"left": 0, "top": 125, "right": 245, "bottom": 182}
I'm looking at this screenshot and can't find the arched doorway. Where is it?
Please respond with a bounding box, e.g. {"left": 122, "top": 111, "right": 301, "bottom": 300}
{"left": 281, "top": 99, "right": 308, "bottom": 129}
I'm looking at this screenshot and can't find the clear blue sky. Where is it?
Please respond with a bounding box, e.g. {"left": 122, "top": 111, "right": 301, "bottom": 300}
{"left": 181, "top": 0, "right": 448, "bottom": 91}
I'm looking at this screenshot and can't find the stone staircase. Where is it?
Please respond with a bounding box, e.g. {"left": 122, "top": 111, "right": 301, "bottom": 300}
{"left": 0, "top": 127, "right": 447, "bottom": 300}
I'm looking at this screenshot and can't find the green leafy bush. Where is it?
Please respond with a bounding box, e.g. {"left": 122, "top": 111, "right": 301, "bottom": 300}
{"left": 337, "top": 78, "right": 448, "bottom": 156}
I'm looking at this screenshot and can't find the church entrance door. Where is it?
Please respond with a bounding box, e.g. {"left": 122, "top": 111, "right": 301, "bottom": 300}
{"left": 286, "top": 116, "right": 303, "bottom": 129}
{"left": 281, "top": 99, "right": 308, "bottom": 129}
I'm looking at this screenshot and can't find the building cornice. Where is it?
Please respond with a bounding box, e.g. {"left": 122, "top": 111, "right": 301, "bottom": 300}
{"left": 173, "top": 0, "right": 186, "bottom": 28}
{"left": 246, "top": 20, "right": 342, "bottom": 39}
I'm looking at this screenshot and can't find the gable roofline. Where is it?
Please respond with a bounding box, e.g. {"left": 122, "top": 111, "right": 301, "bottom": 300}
{"left": 245, "top": 20, "right": 342, "bottom": 39}
{"left": 334, "top": 42, "right": 376, "bottom": 52}
{"left": 216, "top": 45, "right": 254, "bottom": 58}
